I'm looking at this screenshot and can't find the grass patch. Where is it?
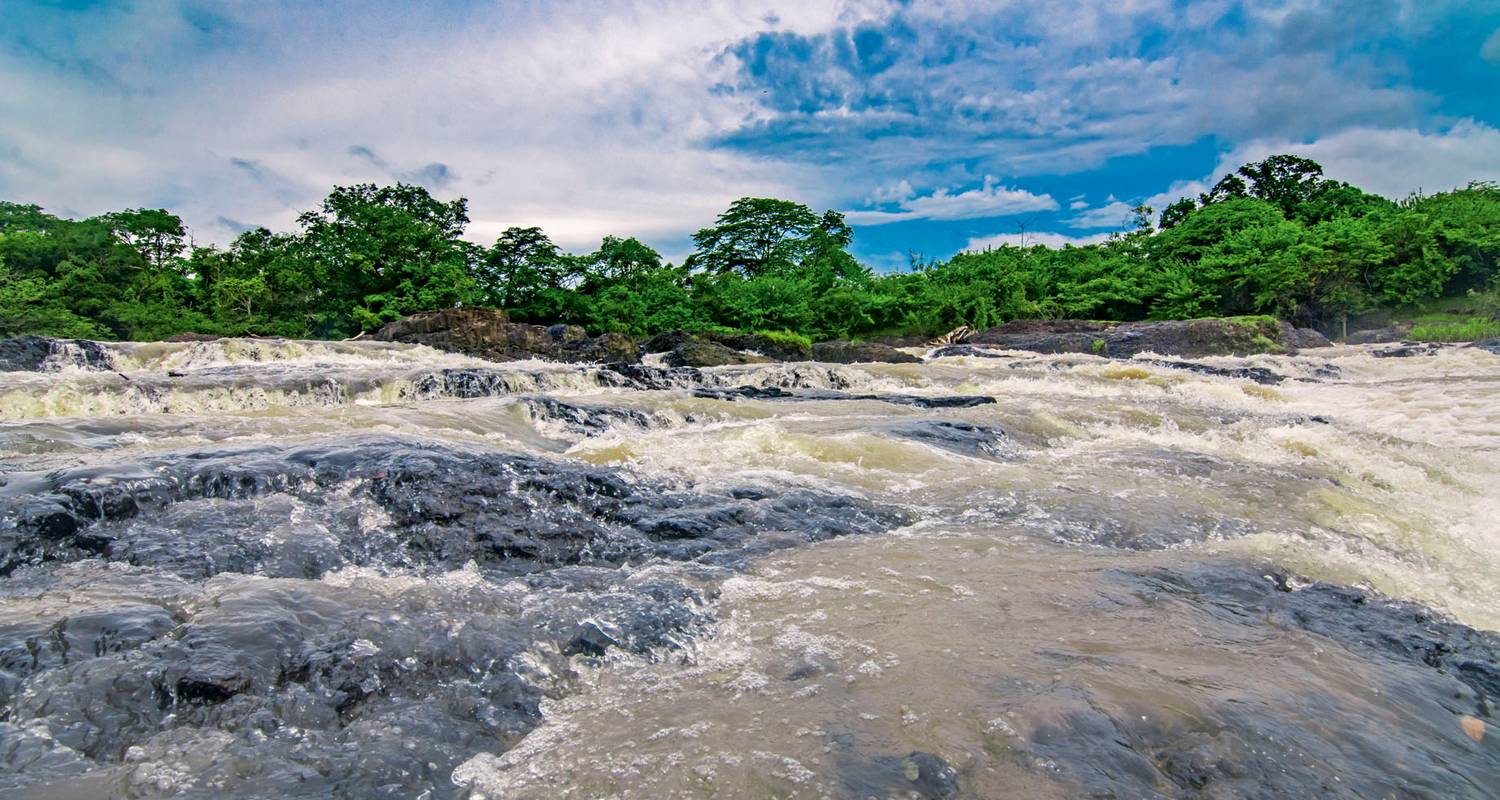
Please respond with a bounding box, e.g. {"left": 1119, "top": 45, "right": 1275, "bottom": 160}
{"left": 754, "top": 330, "right": 813, "bottom": 350}
{"left": 1408, "top": 318, "right": 1500, "bottom": 342}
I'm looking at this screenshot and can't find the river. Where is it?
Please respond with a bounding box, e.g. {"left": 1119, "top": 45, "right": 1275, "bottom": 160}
{"left": 1, "top": 338, "right": 1497, "bottom": 798}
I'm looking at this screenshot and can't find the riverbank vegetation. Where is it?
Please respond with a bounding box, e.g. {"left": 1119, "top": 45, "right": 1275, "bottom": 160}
{"left": 2, "top": 156, "right": 1496, "bottom": 342}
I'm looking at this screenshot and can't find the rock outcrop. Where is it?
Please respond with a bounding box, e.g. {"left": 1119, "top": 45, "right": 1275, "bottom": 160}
{"left": 373, "top": 309, "right": 636, "bottom": 363}
{"left": 961, "top": 318, "right": 1329, "bottom": 358}
{"left": 810, "top": 340, "right": 922, "bottom": 364}
{"left": 0, "top": 336, "right": 117, "bottom": 372}
{"left": 639, "top": 330, "right": 787, "bottom": 367}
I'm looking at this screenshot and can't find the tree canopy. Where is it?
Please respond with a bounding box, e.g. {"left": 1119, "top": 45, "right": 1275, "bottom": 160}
{"left": 2, "top": 156, "right": 1497, "bottom": 343}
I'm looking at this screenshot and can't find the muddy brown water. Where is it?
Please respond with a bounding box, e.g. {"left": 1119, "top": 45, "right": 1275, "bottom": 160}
{"left": 1, "top": 338, "right": 1497, "bottom": 798}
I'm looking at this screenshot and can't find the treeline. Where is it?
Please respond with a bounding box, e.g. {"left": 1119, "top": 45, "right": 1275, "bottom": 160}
{"left": 1, "top": 155, "right": 1497, "bottom": 342}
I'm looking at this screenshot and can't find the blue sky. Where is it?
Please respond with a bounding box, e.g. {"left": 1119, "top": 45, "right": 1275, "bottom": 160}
{"left": 2, "top": 1, "right": 1498, "bottom": 269}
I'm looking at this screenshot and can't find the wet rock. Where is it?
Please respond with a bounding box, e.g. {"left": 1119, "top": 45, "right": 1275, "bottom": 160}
{"left": 642, "top": 331, "right": 781, "bottom": 368}
{"left": 886, "top": 420, "right": 1017, "bottom": 459}
{"left": 374, "top": 308, "right": 637, "bottom": 363}
{"left": 1, "top": 436, "right": 908, "bottom": 579}
{"left": 1372, "top": 342, "right": 1445, "bottom": 358}
{"left": 860, "top": 393, "right": 995, "bottom": 409}
{"left": 812, "top": 340, "right": 922, "bottom": 364}
{"left": 663, "top": 339, "right": 772, "bottom": 368}
{"left": 1470, "top": 338, "right": 1500, "bottom": 355}
{"left": 837, "top": 747, "right": 961, "bottom": 799}
{"left": 709, "top": 332, "right": 811, "bottom": 362}
{"left": 968, "top": 318, "right": 1320, "bottom": 358}
{"left": 517, "top": 396, "right": 654, "bottom": 434}
{"left": 692, "top": 386, "right": 995, "bottom": 410}
{"left": 927, "top": 344, "right": 1011, "bottom": 359}
{"left": 1346, "top": 325, "right": 1412, "bottom": 344}
{"left": 599, "top": 362, "right": 700, "bottom": 391}
{"left": 1136, "top": 358, "right": 1285, "bottom": 385}
{"left": 0, "top": 336, "right": 116, "bottom": 373}
{"left": 1017, "top": 563, "right": 1500, "bottom": 799}
{"left": 692, "top": 386, "right": 796, "bottom": 402}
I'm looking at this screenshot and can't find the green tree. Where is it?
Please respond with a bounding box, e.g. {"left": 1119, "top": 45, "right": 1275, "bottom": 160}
{"left": 687, "top": 198, "right": 851, "bottom": 277}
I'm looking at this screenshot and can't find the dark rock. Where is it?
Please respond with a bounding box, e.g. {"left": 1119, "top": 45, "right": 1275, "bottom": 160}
{"left": 1471, "top": 338, "right": 1500, "bottom": 355}
{"left": 927, "top": 344, "right": 1011, "bottom": 359}
{"left": 599, "top": 363, "right": 701, "bottom": 391}
{"left": 1346, "top": 325, "right": 1412, "bottom": 344}
{"left": 663, "top": 339, "right": 772, "bottom": 368}
{"left": 691, "top": 386, "right": 994, "bottom": 409}
{"left": 517, "top": 396, "right": 655, "bottom": 434}
{"left": 968, "top": 318, "right": 1312, "bottom": 358}
{"left": 811, "top": 340, "right": 922, "bottom": 364}
{"left": 885, "top": 420, "right": 1017, "bottom": 459}
{"left": 692, "top": 386, "right": 796, "bottom": 402}
{"left": 0, "top": 336, "right": 116, "bottom": 373}
{"left": 1372, "top": 343, "right": 1444, "bottom": 358}
{"left": 1283, "top": 326, "right": 1332, "bottom": 349}
{"left": 0, "top": 436, "right": 908, "bottom": 579}
{"left": 708, "top": 332, "right": 811, "bottom": 362}
{"left": 163, "top": 332, "right": 223, "bottom": 343}
{"left": 838, "top": 749, "right": 961, "bottom": 799}
{"left": 1137, "top": 358, "right": 1285, "bottom": 385}
{"left": 373, "top": 309, "right": 637, "bottom": 363}
{"left": 640, "top": 330, "right": 701, "bottom": 354}
{"left": 1013, "top": 563, "right": 1500, "bottom": 799}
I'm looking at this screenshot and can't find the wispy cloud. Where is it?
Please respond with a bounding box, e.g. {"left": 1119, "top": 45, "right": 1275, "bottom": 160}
{"left": 0, "top": 0, "right": 1495, "bottom": 262}
{"left": 1065, "top": 199, "right": 1136, "bottom": 230}
{"left": 965, "top": 231, "right": 1112, "bottom": 251}
{"left": 846, "top": 177, "right": 1056, "bottom": 225}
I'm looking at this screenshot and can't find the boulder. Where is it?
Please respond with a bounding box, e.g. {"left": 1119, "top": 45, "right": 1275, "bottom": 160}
{"left": 662, "top": 340, "right": 772, "bottom": 368}
{"left": 0, "top": 336, "right": 116, "bottom": 372}
{"left": 708, "top": 332, "right": 811, "bottom": 362}
{"left": 373, "top": 309, "right": 636, "bottom": 363}
{"left": 965, "top": 318, "right": 1319, "bottom": 358}
{"left": 811, "top": 340, "right": 921, "bottom": 364}
{"left": 1346, "top": 325, "right": 1412, "bottom": 344}
{"left": 641, "top": 330, "right": 787, "bottom": 367}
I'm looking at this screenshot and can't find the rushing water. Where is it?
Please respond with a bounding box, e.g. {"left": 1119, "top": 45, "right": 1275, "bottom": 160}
{"left": 1, "top": 338, "right": 1497, "bottom": 798}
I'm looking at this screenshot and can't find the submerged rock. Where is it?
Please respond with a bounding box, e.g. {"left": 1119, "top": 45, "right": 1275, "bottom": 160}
{"left": 1016, "top": 562, "right": 1500, "bottom": 799}
{"left": 884, "top": 420, "right": 1018, "bottom": 459}
{"left": 691, "top": 386, "right": 996, "bottom": 409}
{"left": 811, "top": 340, "right": 922, "bottom": 364}
{"left": 1136, "top": 358, "right": 1285, "bottom": 385}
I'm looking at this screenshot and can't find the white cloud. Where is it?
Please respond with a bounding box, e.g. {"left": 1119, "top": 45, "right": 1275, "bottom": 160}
{"left": 1068, "top": 199, "right": 1089, "bottom": 210}
{"left": 964, "top": 231, "right": 1112, "bottom": 250}
{"left": 1481, "top": 27, "right": 1500, "bottom": 63}
{"left": 845, "top": 176, "right": 1057, "bottom": 225}
{"left": 1135, "top": 120, "right": 1500, "bottom": 216}
{"left": 0, "top": 0, "right": 893, "bottom": 249}
{"left": 1065, "top": 199, "right": 1137, "bottom": 229}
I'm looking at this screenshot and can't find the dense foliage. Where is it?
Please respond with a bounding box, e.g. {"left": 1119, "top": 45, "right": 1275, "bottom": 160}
{"left": 2, "top": 156, "right": 1497, "bottom": 342}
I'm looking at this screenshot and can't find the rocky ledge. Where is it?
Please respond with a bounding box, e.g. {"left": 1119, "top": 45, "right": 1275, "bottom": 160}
{"left": 957, "top": 317, "right": 1331, "bottom": 358}
{"left": 373, "top": 308, "right": 636, "bottom": 363}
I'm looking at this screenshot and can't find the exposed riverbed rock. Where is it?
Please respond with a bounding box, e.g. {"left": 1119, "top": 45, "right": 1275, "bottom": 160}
{"left": 641, "top": 330, "right": 803, "bottom": 367}
{"left": 373, "top": 309, "right": 637, "bottom": 363}
{"left": 962, "top": 318, "right": 1328, "bottom": 358}
{"left": 811, "top": 340, "right": 922, "bottom": 364}
{"left": 0, "top": 336, "right": 117, "bottom": 372}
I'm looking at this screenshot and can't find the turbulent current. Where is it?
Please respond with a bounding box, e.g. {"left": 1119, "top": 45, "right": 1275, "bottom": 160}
{"left": 1, "top": 337, "right": 1497, "bottom": 798}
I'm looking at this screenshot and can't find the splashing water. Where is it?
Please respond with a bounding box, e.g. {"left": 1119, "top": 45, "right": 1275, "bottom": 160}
{"left": 2, "top": 338, "right": 1497, "bottom": 797}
